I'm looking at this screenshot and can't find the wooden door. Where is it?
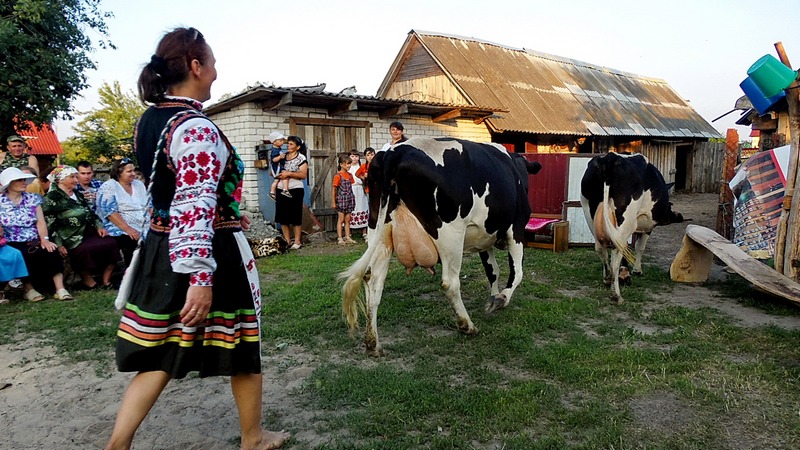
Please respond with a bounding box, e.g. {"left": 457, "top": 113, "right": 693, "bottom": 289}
{"left": 290, "top": 118, "right": 370, "bottom": 231}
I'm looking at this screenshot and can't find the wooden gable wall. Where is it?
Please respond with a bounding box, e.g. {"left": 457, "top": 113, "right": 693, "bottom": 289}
{"left": 382, "top": 38, "right": 470, "bottom": 105}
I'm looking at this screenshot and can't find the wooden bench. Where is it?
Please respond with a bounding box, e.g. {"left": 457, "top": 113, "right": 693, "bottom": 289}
{"left": 524, "top": 213, "right": 569, "bottom": 252}
{"left": 671, "top": 224, "right": 800, "bottom": 305}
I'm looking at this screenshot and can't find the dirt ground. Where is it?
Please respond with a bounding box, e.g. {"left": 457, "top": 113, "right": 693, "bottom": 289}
{"left": 2, "top": 192, "right": 799, "bottom": 449}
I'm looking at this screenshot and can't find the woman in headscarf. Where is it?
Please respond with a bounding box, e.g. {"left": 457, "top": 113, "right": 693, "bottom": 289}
{"left": 42, "top": 165, "right": 120, "bottom": 289}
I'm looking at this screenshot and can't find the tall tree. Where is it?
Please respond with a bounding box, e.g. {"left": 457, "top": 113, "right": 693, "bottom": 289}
{"left": 62, "top": 81, "right": 145, "bottom": 164}
{"left": 0, "top": 0, "right": 113, "bottom": 138}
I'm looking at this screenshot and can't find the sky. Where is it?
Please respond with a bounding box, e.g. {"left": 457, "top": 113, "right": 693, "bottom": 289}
{"left": 53, "top": 0, "right": 800, "bottom": 142}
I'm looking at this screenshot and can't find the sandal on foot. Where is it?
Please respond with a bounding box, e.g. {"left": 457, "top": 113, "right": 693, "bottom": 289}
{"left": 24, "top": 289, "right": 45, "bottom": 302}
{"left": 344, "top": 237, "right": 356, "bottom": 244}
{"left": 290, "top": 243, "right": 302, "bottom": 250}
{"left": 54, "top": 289, "right": 73, "bottom": 301}
{"left": 338, "top": 238, "right": 346, "bottom": 245}
{"left": 280, "top": 190, "right": 293, "bottom": 198}
{"left": 269, "top": 191, "right": 277, "bottom": 200}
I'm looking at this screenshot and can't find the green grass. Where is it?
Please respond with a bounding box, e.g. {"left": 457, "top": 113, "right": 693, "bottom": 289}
{"left": 3, "top": 246, "right": 800, "bottom": 448}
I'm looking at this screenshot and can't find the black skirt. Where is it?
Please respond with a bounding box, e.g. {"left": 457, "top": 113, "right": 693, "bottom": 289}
{"left": 7, "top": 240, "right": 64, "bottom": 289}
{"left": 274, "top": 187, "right": 305, "bottom": 226}
{"left": 115, "top": 229, "right": 261, "bottom": 379}
{"left": 69, "top": 228, "right": 121, "bottom": 273}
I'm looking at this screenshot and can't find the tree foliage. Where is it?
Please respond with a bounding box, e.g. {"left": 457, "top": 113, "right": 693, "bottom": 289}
{"left": 61, "top": 81, "right": 145, "bottom": 165}
{"left": 0, "top": 0, "right": 113, "bottom": 138}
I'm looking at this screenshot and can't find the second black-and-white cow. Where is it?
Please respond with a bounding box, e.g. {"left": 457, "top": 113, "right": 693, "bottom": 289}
{"left": 340, "top": 137, "right": 541, "bottom": 356}
{"left": 580, "top": 152, "right": 682, "bottom": 303}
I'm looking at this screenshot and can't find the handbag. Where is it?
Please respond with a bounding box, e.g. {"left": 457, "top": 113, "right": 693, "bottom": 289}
{"left": 114, "top": 243, "right": 141, "bottom": 309}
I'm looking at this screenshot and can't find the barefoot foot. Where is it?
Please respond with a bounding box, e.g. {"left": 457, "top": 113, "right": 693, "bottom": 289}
{"left": 245, "top": 429, "right": 291, "bottom": 450}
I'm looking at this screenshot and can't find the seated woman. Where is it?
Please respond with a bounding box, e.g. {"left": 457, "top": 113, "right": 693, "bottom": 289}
{"left": 0, "top": 235, "right": 28, "bottom": 304}
{"left": 0, "top": 167, "right": 71, "bottom": 301}
{"left": 96, "top": 158, "right": 148, "bottom": 267}
{"left": 42, "top": 165, "right": 121, "bottom": 289}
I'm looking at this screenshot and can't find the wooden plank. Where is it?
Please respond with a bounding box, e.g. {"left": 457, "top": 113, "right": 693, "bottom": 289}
{"left": 670, "top": 224, "right": 800, "bottom": 305}
{"left": 379, "top": 103, "right": 409, "bottom": 119}
{"left": 328, "top": 100, "right": 358, "bottom": 116}
{"left": 432, "top": 109, "right": 462, "bottom": 123}
{"left": 291, "top": 117, "right": 370, "bottom": 128}
{"left": 262, "top": 92, "right": 292, "bottom": 110}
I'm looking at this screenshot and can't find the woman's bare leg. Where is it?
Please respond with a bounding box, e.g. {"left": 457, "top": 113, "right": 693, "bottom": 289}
{"left": 102, "top": 264, "right": 115, "bottom": 285}
{"left": 231, "top": 373, "right": 290, "bottom": 450}
{"left": 52, "top": 272, "right": 65, "bottom": 291}
{"left": 105, "top": 371, "right": 171, "bottom": 450}
{"left": 292, "top": 225, "right": 302, "bottom": 246}
{"left": 280, "top": 224, "right": 291, "bottom": 244}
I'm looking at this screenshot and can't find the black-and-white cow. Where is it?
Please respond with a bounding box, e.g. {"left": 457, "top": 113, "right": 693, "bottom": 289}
{"left": 340, "top": 137, "right": 541, "bottom": 356}
{"left": 580, "top": 152, "right": 682, "bottom": 303}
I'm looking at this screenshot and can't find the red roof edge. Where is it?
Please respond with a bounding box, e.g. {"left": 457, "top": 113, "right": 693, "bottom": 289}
{"left": 15, "top": 122, "right": 63, "bottom": 155}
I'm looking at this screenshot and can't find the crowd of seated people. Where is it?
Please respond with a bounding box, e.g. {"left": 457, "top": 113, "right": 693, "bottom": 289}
{"left": 0, "top": 138, "right": 149, "bottom": 303}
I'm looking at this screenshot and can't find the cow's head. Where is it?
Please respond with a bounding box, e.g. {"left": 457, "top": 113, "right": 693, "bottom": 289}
{"left": 658, "top": 201, "right": 684, "bottom": 225}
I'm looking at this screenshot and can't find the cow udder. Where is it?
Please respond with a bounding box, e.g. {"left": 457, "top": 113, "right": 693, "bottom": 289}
{"left": 593, "top": 203, "right": 617, "bottom": 247}
{"left": 391, "top": 204, "right": 439, "bottom": 274}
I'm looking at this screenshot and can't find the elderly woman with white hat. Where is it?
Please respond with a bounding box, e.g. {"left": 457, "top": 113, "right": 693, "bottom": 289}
{"left": 42, "top": 165, "right": 120, "bottom": 290}
{"left": 0, "top": 167, "right": 71, "bottom": 301}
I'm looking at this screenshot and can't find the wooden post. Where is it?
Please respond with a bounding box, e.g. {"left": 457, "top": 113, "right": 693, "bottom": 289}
{"left": 716, "top": 129, "right": 738, "bottom": 239}
{"left": 773, "top": 42, "right": 800, "bottom": 277}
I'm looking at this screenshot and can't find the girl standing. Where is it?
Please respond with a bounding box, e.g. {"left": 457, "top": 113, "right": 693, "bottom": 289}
{"left": 332, "top": 154, "right": 356, "bottom": 245}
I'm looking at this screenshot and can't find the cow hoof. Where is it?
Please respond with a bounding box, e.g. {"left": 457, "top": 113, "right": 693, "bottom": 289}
{"left": 366, "top": 347, "right": 386, "bottom": 357}
{"left": 459, "top": 325, "right": 478, "bottom": 335}
{"left": 609, "top": 294, "right": 624, "bottom": 305}
{"left": 484, "top": 295, "right": 508, "bottom": 314}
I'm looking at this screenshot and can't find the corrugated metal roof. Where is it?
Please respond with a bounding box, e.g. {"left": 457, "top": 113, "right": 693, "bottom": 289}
{"left": 384, "top": 31, "right": 721, "bottom": 139}
{"left": 15, "top": 122, "right": 63, "bottom": 155}
{"left": 204, "top": 82, "right": 504, "bottom": 118}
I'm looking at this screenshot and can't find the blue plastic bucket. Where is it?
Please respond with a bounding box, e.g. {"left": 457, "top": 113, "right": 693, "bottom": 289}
{"left": 740, "top": 76, "right": 786, "bottom": 115}
{"left": 747, "top": 54, "right": 798, "bottom": 98}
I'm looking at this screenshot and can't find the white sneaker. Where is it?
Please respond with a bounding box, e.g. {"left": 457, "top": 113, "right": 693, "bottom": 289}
{"left": 8, "top": 279, "right": 22, "bottom": 288}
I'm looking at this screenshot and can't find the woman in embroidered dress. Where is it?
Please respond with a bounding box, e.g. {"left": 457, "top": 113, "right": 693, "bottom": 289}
{"left": 96, "top": 158, "right": 148, "bottom": 267}
{"left": 42, "top": 165, "right": 120, "bottom": 290}
{"left": 274, "top": 135, "right": 308, "bottom": 250}
{"left": 347, "top": 149, "right": 368, "bottom": 238}
{"left": 0, "top": 167, "right": 72, "bottom": 301}
{"left": 105, "top": 27, "right": 290, "bottom": 450}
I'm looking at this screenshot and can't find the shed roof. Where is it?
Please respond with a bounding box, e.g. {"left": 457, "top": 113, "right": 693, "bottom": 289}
{"left": 377, "top": 30, "right": 721, "bottom": 139}
{"left": 15, "top": 122, "right": 63, "bottom": 155}
{"left": 204, "top": 83, "right": 504, "bottom": 121}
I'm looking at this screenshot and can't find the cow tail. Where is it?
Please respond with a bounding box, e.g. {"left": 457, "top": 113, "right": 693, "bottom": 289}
{"left": 601, "top": 187, "right": 636, "bottom": 264}
{"left": 339, "top": 237, "right": 385, "bottom": 335}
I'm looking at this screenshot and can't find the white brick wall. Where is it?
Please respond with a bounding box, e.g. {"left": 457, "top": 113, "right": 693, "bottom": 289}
{"left": 208, "top": 104, "right": 491, "bottom": 214}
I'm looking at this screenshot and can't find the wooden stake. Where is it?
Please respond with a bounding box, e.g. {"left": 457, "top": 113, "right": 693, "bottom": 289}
{"left": 773, "top": 42, "right": 800, "bottom": 278}
{"left": 716, "top": 129, "right": 738, "bottom": 238}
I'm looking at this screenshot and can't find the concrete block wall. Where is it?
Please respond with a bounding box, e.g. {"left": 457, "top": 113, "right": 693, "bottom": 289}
{"left": 208, "top": 102, "right": 492, "bottom": 214}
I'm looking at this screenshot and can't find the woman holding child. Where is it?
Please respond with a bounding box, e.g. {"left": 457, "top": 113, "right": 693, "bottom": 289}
{"left": 274, "top": 135, "right": 308, "bottom": 250}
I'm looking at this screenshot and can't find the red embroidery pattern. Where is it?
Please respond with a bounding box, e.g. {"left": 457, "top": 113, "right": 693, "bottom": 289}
{"left": 190, "top": 272, "right": 214, "bottom": 286}
{"left": 182, "top": 126, "right": 218, "bottom": 144}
